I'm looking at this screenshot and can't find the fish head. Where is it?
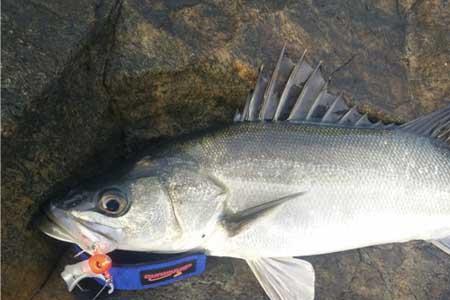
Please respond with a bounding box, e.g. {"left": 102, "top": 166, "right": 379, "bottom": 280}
{"left": 39, "top": 161, "right": 182, "bottom": 254}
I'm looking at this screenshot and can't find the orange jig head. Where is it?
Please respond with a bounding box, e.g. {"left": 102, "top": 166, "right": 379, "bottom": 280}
{"left": 88, "top": 253, "right": 112, "bottom": 277}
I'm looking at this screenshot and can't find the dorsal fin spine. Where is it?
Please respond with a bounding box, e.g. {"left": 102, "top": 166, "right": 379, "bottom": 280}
{"left": 306, "top": 84, "right": 327, "bottom": 121}
{"left": 287, "top": 61, "right": 324, "bottom": 121}
{"left": 233, "top": 110, "right": 241, "bottom": 122}
{"left": 338, "top": 106, "right": 358, "bottom": 124}
{"left": 259, "top": 45, "right": 286, "bottom": 120}
{"left": 372, "top": 120, "right": 383, "bottom": 128}
{"left": 274, "top": 49, "right": 308, "bottom": 121}
{"left": 248, "top": 65, "right": 267, "bottom": 121}
{"left": 355, "top": 114, "right": 371, "bottom": 127}
{"left": 321, "top": 93, "right": 344, "bottom": 123}
{"left": 240, "top": 94, "right": 252, "bottom": 121}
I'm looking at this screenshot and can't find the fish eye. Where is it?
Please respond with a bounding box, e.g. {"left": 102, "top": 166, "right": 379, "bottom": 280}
{"left": 98, "top": 189, "right": 128, "bottom": 216}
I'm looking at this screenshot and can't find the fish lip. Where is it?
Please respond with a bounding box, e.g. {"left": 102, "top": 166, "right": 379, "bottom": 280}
{"left": 39, "top": 204, "right": 119, "bottom": 253}
{"left": 71, "top": 215, "right": 121, "bottom": 242}
{"left": 38, "top": 206, "right": 75, "bottom": 243}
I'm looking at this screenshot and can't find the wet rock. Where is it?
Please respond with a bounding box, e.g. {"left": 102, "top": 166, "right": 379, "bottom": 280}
{"left": 310, "top": 242, "right": 450, "bottom": 300}
{"left": 2, "top": 0, "right": 449, "bottom": 299}
{"left": 400, "top": 0, "right": 450, "bottom": 113}
{"left": 2, "top": 1, "right": 124, "bottom": 299}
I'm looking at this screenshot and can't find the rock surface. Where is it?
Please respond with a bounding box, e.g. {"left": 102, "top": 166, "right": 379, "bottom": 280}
{"left": 2, "top": 0, "right": 449, "bottom": 299}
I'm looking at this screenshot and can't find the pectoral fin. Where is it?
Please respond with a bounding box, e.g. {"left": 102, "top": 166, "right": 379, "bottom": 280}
{"left": 247, "top": 257, "right": 315, "bottom": 300}
{"left": 431, "top": 237, "right": 450, "bottom": 255}
{"left": 222, "top": 191, "right": 307, "bottom": 237}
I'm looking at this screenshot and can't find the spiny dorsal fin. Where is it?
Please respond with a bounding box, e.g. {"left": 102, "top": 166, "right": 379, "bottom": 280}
{"left": 259, "top": 45, "right": 296, "bottom": 120}
{"left": 247, "top": 66, "right": 269, "bottom": 121}
{"left": 355, "top": 114, "right": 372, "bottom": 127}
{"left": 338, "top": 106, "right": 362, "bottom": 125}
{"left": 321, "top": 93, "right": 349, "bottom": 123}
{"left": 306, "top": 87, "right": 333, "bottom": 121}
{"left": 274, "top": 49, "right": 312, "bottom": 121}
{"left": 288, "top": 61, "right": 326, "bottom": 121}
{"left": 372, "top": 120, "right": 384, "bottom": 128}
{"left": 240, "top": 93, "right": 252, "bottom": 121}
{"left": 235, "top": 47, "right": 396, "bottom": 129}
{"left": 233, "top": 109, "right": 241, "bottom": 122}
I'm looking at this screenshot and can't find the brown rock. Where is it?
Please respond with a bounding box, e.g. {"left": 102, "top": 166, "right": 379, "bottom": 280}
{"left": 2, "top": 1, "right": 124, "bottom": 299}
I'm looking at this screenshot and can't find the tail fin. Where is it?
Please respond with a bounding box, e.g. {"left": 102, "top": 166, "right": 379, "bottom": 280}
{"left": 400, "top": 104, "right": 450, "bottom": 145}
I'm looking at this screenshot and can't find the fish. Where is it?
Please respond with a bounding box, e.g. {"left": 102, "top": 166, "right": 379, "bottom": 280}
{"left": 39, "top": 46, "right": 450, "bottom": 300}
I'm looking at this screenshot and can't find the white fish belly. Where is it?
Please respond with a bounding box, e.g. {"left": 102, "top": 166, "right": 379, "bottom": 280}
{"left": 206, "top": 165, "right": 450, "bottom": 258}
{"left": 208, "top": 184, "right": 450, "bottom": 258}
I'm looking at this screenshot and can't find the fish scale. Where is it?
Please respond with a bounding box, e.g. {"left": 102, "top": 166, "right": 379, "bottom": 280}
{"left": 180, "top": 122, "right": 450, "bottom": 258}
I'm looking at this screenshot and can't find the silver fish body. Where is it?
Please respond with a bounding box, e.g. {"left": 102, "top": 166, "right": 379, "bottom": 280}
{"left": 156, "top": 122, "right": 450, "bottom": 258}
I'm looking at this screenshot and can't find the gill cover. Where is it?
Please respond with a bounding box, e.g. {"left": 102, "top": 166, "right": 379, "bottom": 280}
{"left": 164, "top": 165, "right": 228, "bottom": 241}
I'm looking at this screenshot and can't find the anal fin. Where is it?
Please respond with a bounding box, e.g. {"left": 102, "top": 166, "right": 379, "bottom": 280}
{"left": 247, "top": 257, "right": 315, "bottom": 300}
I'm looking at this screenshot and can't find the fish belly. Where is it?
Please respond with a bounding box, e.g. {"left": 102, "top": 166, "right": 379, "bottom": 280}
{"left": 204, "top": 178, "right": 450, "bottom": 258}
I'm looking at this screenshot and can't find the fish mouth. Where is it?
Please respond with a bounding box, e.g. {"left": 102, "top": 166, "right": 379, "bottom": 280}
{"left": 38, "top": 212, "right": 75, "bottom": 243}
{"left": 38, "top": 204, "right": 119, "bottom": 254}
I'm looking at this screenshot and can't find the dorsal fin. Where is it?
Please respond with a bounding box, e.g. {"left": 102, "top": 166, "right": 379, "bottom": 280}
{"left": 274, "top": 49, "right": 312, "bottom": 121}
{"left": 305, "top": 87, "right": 333, "bottom": 121}
{"left": 247, "top": 66, "right": 269, "bottom": 121}
{"left": 235, "top": 47, "right": 396, "bottom": 129}
{"left": 400, "top": 105, "right": 450, "bottom": 145}
{"left": 259, "top": 45, "right": 295, "bottom": 120}
{"left": 338, "top": 106, "right": 362, "bottom": 125}
{"left": 372, "top": 120, "right": 384, "bottom": 128}
{"left": 233, "top": 109, "right": 241, "bottom": 122}
{"left": 320, "top": 93, "right": 349, "bottom": 123}
{"left": 288, "top": 61, "right": 326, "bottom": 121}
{"left": 355, "top": 114, "right": 372, "bottom": 127}
{"left": 234, "top": 93, "right": 252, "bottom": 122}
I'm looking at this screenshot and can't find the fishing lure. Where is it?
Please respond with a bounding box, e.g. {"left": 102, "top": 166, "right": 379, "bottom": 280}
{"left": 61, "top": 246, "right": 207, "bottom": 298}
